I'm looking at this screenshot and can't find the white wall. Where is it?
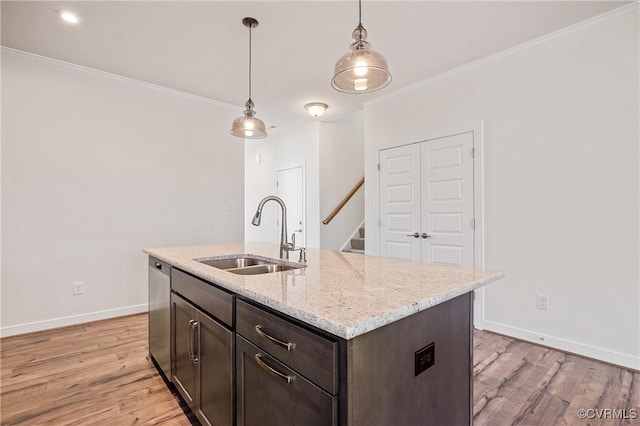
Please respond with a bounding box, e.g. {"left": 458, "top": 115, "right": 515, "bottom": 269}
{"left": 319, "top": 112, "right": 364, "bottom": 250}
{"left": 244, "top": 124, "right": 320, "bottom": 249}
{"left": 1, "top": 49, "right": 245, "bottom": 336}
{"left": 364, "top": 8, "right": 639, "bottom": 369}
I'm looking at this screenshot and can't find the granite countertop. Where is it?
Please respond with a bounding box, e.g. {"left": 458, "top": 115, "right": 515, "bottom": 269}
{"left": 144, "top": 242, "right": 504, "bottom": 340}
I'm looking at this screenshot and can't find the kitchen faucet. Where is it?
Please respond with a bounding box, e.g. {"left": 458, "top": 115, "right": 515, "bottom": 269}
{"left": 251, "top": 196, "right": 306, "bottom": 263}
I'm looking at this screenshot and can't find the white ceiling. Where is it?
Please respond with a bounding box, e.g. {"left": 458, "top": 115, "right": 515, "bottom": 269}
{"left": 1, "top": 1, "right": 629, "bottom": 134}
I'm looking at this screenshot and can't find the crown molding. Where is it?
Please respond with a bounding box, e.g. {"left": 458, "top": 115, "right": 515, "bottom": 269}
{"left": 365, "top": 2, "right": 639, "bottom": 106}
{"left": 0, "top": 46, "right": 241, "bottom": 111}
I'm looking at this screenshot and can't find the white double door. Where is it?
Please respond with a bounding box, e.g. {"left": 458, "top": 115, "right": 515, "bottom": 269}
{"left": 379, "top": 132, "right": 474, "bottom": 266}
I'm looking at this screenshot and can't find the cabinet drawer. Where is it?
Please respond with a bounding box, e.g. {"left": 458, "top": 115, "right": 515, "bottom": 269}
{"left": 171, "top": 269, "right": 233, "bottom": 327}
{"left": 236, "top": 299, "right": 338, "bottom": 395}
{"left": 236, "top": 336, "right": 337, "bottom": 426}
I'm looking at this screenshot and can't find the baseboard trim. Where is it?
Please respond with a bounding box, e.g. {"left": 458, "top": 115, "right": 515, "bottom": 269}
{"left": 480, "top": 320, "right": 640, "bottom": 371}
{"left": 0, "top": 304, "right": 148, "bottom": 338}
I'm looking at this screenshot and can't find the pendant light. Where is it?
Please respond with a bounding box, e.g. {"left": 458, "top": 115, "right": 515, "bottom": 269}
{"left": 331, "top": 0, "right": 391, "bottom": 94}
{"left": 231, "top": 17, "right": 267, "bottom": 139}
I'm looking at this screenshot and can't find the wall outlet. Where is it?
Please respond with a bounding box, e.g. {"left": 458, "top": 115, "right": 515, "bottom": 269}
{"left": 415, "top": 342, "right": 435, "bottom": 376}
{"left": 73, "top": 281, "right": 84, "bottom": 295}
{"left": 536, "top": 294, "right": 549, "bottom": 311}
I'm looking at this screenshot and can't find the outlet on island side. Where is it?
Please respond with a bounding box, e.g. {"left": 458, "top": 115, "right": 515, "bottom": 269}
{"left": 415, "top": 342, "right": 435, "bottom": 376}
{"left": 536, "top": 294, "right": 549, "bottom": 311}
{"left": 73, "top": 281, "right": 84, "bottom": 295}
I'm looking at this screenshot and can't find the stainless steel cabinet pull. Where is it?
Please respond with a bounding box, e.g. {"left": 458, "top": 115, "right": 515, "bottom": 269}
{"left": 187, "top": 319, "right": 199, "bottom": 364}
{"left": 188, "top": 319, "right": 195, "bottom": 361}
{"left": 254, "top": 353, "right": 295, "bottom": 384}
{"left": 421, "top": 233, "right": 432, "bottom": 239}
{"left": 255, "top": 325, "right": 295, "bottom": 351}
{"left": 406, "top": 232, "right": 420, "bottom": 238}
{"left": 191, "top": 321, "right": 199, "bottom": 365}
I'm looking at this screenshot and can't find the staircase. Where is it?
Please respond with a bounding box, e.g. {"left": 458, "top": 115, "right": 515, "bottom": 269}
{"left": 342, "top": 226, "right": 365, "bottom": 254}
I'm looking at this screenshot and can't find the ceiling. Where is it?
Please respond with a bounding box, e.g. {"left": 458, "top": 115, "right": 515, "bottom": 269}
{"left": 1, "top": 1, "right": 629, "bottom": 135}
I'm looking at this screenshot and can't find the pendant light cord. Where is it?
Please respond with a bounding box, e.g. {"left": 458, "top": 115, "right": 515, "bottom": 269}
{"left": 358, "top": 0, "right": 362, "bottom": 26}
{"left": 248, "top": 24, "right": 252, "bottom": 101}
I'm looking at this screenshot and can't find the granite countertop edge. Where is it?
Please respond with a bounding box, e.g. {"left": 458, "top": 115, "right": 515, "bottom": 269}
{"left": 144, "top": 244, "right": 504, "bottom": 340}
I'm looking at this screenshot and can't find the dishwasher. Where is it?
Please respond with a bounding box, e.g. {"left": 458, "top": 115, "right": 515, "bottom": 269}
{"left": 148, "top": 257, "right": 171, "bottom": 381}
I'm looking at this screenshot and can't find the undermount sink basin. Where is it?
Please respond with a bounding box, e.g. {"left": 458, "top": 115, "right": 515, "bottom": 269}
{"left": 226, "top": 264, "right": 296, "bottom": 275}
{"left": 198, "top": 257, "right": 271, "bottom": 270}
{"left": 195, "top": 255, "right": 305, "bottom": 275}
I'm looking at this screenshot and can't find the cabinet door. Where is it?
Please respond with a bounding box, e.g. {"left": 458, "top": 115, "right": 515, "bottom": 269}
{"left": 236, "top": 336, "right": 337, "bottom": 426}
{"left": 196, "top": 309, "right": 234, "bottom": 426}
{"left": 172, "top": 294, "right": 196, "bottom": 407}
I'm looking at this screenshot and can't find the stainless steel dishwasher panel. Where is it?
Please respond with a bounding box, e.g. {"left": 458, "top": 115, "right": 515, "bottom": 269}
{"left": 149, "top": 257, "right": 171, "bottom": 380}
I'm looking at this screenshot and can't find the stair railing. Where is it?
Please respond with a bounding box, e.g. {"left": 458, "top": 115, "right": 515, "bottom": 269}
{"left": 322, "top": 177, "right": 364, "bottom": 225}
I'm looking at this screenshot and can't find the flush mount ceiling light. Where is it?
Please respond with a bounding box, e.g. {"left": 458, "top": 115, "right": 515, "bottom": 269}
{"left": 304, "top": 103, "right": 328, "bottom": 118}
{"left": 59, "top": 10, "right": 79, "bottom": 24}
{"left": 231, "top": 17, "right": 267, "bottom": 139}
{"left": 331, "top": 0, "right": 391, "bottom": 94}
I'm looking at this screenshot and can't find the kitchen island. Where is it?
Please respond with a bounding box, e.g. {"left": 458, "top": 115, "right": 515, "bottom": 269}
{"left": 145, "top": 242, "right": 503, "bottom": 426}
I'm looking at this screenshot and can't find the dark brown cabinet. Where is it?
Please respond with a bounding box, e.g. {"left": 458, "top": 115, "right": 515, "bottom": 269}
{"left": 171, "top": 272, "right": 234, "bottom": 426}
{"left": 153, "top": 262, "right": 474, "bottom": 426}
{"left": 236, "top": 336, "right": 337, "bottom": 426}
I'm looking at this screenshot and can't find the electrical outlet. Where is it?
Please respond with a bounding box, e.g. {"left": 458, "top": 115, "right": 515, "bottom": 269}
{"left": 536, "top": 294, "right": 549, "bottom": 311}
{"left": 415, "top": 342, "right": 435, "bottom": 376}
{"left": 73, "top": 281, "right": 84, "bottom": 295}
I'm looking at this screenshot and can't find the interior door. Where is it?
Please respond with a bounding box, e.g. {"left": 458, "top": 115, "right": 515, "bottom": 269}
{"left": 277, "top": 166, "right": 305, "bottom": 249}
{"left": 378, "top": 144, "right": 421, "bottom": 260}
{"left": 420, "top": 132, "right": 474, "bottom": 266}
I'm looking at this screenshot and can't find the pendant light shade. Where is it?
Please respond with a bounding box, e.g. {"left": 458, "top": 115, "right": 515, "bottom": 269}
{"left": 331, "top": 2, "right": 391, "bottom": 94}
{"left": 231, "top": 17, "right": 267, "bottom": 139}
{"left": 231, "top": 99, "right": 267, "bottom": 138}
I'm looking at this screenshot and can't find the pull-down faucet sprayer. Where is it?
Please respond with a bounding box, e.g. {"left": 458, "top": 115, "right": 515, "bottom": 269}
{"left": 251, "top": 196, "right": 291, "bottom": 260}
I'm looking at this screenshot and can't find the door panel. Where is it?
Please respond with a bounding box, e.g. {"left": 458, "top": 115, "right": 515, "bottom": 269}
{"left": 379, "top": 144, "right": 421, "bottom": 261}
{"left": 429, "top": 244, "right": 464, "bottom": 265}
{"left": 197, "top": 309, "right": 234, "bottom": 426}
{"left": 236, "top": 336, "right": 337, "bottom": 426}
{"left": 172, "top": 294, "right": 196, "bottom": 407}
{"left": 420, "top": 133, "right": 474, "bottom": 266}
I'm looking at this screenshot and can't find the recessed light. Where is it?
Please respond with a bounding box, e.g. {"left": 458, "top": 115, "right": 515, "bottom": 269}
{"left": 59, "top": 10, "right": 79, "bottom": 24}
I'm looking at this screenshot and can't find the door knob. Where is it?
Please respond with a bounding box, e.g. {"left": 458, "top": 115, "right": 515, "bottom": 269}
{"left": 406, "top": 232, "right": 420, "bottom": 238}
{"left": 421, "top": 233, "right": 432, "bottom": 239}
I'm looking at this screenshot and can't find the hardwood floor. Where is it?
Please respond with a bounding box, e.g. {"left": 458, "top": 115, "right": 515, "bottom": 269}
{"left": 1, "top": 314, "right": 191, "bottom": 426}
{"left": 1, "top": 313, "right": 638, "bottom": 425}
{"left": 473, "top": 331, "right": 639, "bottom": 426}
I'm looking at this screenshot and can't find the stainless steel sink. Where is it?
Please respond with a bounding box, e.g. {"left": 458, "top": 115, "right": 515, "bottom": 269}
{"left": 195, "top": 255, "right": 305, "bottom": 275}
{"left": 226, "top": 264, "right": 296, "bottom": 275}
{"left": 198, "top": 257, "right": 271, "bottom": 270}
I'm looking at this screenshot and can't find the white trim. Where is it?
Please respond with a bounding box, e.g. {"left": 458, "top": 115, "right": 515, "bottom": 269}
{"left": 0, "top": 304, "right": 148, "bottom": 338}
{"left": 364, "top": 2, "right": 639, "bottom": 107}
{"left": 482, "top": 320, "right": 640, "bottom": 371}
{"left": 340, "top": 219, "right": 365, "bottom": 252}
{"left": 0, "top": 47, "right": 240, "bottom": 111}
{"left": 472, "top": 121, "right": 486, "bottom": 328}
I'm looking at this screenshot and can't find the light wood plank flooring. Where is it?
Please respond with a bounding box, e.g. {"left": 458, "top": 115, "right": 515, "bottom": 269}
{"left": 1, "top": 314, "right": 638, "bottom": 425}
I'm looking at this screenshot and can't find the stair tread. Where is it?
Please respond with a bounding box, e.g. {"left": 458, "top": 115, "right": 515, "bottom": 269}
{"left": 343, "top": 248, "right": 365, "bottom": 254}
